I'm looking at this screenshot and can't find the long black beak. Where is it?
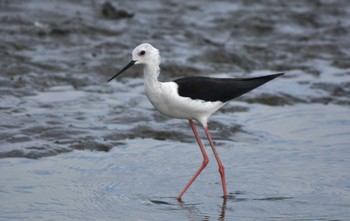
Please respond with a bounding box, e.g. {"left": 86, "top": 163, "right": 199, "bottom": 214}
{"left": 107, "top": 60, "right": 136, "bottom": 82}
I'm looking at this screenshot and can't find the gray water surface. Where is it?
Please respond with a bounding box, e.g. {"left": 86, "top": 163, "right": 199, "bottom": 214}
{"left": 1, "top": 0, "right": 350, "bottom": 220}
{"left": 1, "top": 104, "right": 349, "bottom": 220}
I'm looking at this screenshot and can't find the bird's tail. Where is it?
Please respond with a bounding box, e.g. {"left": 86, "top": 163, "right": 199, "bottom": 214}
{"left": 224, "top": 73, "right": 284, "bottom": 101}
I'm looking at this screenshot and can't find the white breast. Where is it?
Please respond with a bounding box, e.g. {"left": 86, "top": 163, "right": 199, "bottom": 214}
{"left": 144, "top": 81, "right": 225, "bottom": 127}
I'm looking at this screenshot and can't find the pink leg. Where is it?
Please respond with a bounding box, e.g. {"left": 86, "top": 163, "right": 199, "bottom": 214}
{"left": 176, "top": 119, "right": 209, "bottom": 201}
{"left": 204, "top": 127, "right": 227, "bottom": 198}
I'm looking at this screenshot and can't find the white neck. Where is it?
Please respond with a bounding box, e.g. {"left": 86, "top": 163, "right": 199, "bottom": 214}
{"left": 143, "top": 63, "right": 161, "bottom": 88}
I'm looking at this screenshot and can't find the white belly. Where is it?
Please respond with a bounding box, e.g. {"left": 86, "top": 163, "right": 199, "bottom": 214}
{"left": 145, "top": 81, "right": 225, "bottom": 126}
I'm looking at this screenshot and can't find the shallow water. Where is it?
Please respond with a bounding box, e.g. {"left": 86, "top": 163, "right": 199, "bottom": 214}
{"left": 1, "top": 0, "right": 350, "bottom": 220}
{"left": 1, "top": 104, "right": 349, "bottom": 220}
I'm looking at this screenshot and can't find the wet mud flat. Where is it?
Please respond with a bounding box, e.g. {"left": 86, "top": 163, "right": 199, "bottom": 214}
{"left": 1, "top": 0, "right": 350, "bottom": 220}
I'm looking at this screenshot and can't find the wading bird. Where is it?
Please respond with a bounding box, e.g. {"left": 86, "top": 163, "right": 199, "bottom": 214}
{"left": 107, "top": 43, "right": 283, "bottom": 200}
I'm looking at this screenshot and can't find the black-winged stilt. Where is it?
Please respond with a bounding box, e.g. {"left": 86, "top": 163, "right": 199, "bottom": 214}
{"left": 107, "top": 43, "right": 283, "bottom": 200}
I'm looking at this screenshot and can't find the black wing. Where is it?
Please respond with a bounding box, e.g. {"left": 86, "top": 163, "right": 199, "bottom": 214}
{"left": 174, "top": 73, "right": 284, "bottom": 102}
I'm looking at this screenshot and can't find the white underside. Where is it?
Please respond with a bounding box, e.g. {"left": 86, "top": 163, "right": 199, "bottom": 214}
{"left": 144, "top": 81, "right": 226, "bottom": 127}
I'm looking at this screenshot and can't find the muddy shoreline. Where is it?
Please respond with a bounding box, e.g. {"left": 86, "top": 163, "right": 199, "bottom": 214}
{"left": 1, "top": 0, "right": 349, "bottom": 158}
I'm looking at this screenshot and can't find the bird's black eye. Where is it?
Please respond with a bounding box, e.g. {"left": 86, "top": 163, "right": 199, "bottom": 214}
{"left": 139, "top": 50, "right": 146, "bottom": 56}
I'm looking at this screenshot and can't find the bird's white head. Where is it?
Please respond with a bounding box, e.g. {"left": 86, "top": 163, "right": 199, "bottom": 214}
{"left": 132, "top": 43, "right": 160, "bottom": 66}
{"left": 107, "top": 43, "right": 160, "bottom": 82}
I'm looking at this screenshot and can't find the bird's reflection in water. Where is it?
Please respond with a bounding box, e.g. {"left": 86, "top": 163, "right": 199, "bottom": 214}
{"left": 218, "top": 198, "right": 227, "bottom": 221}
{"left": 178, "top": 197, "right": 228, "bottom": 221}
